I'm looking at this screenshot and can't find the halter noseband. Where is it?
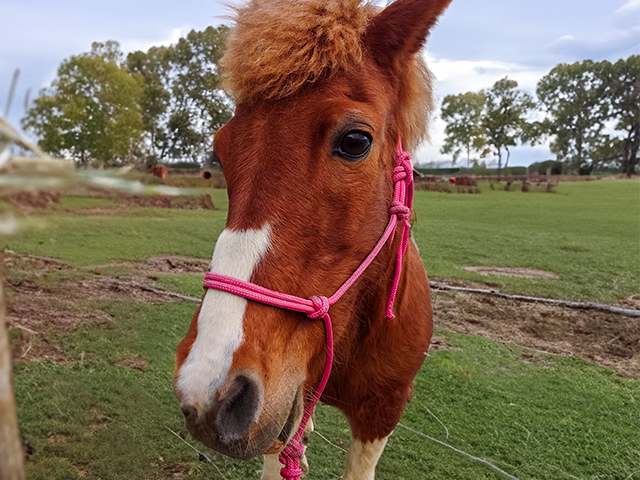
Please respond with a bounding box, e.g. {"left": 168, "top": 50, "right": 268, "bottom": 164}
{"left": 202, "top": 138, "right": 414, "bottom": 480}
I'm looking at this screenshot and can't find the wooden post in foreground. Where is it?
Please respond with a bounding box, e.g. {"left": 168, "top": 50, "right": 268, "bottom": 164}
{"left": 0, "top": 262, "right": 25, "bottom": 480}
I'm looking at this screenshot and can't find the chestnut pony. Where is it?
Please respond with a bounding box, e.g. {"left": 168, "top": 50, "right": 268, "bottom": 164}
{"left": 174, "top": 0, "right": 452, "bottom": 477}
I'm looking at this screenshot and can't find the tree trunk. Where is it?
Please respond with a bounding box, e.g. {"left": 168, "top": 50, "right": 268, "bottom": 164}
{"left": 623, "top": 123, "right": 639, "bottom": 177}
{"left": 0, "top": 257, "right": 25, "bottom": 480}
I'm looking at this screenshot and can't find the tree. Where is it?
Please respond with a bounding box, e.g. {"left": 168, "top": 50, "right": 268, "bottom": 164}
{"left": 127, "top": 26, "right": 233, "bottom": 164}
{"left": 482, "top": 78, "right": 535, "bottom": 178}
{"left": 604, "top": 56, "right": 640, "bottom": 177}
{"left": 536, "top": 60, "right": 611, "bottom": 175}
{"left": 22, "top": 42, "right": 143, "bottom": 166}
{"left": 440, "top": 92, "right": 486, "bottom": 167}
{"left": 127, "top": 46, "right": 173, "bottom": 164}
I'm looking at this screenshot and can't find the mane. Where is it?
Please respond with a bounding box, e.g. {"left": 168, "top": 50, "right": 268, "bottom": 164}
{"left": 221, "top": 0, "right": 434, "bottom": 151}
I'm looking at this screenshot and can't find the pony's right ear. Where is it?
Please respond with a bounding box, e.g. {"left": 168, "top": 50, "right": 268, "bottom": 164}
{"left": 363, "top": 0, "right": 452, "bottom": 71}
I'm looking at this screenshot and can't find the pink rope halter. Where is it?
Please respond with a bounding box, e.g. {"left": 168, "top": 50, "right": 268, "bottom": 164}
{"left": 202, "top": 138, "right": 414, "bottom": 480}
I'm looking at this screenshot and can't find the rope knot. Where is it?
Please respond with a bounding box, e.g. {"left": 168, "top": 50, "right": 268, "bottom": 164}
{"left": 279, "top": 439, "right": 305, "bottom": 479}
{"left": 393, "top": 155, "right": 413, "bottom": 185}
{"left": 389, "top": 201, "right": 411, "bottom": 222}
{"left": 308, "top": 295, "right": 330, "bottom": 319}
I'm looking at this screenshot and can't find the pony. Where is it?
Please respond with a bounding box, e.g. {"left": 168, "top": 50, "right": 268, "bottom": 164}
{"left": 174, "top": 0, "right": 452, "bottom": 477}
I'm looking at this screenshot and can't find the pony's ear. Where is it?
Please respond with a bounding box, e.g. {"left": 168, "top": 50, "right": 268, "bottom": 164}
{"left": 363, "top": 0, "right": 452, "bottom": 71}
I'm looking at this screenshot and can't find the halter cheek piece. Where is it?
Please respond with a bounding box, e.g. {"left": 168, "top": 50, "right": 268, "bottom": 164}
{"left": 202, "top": 138, "right": 414, "bottom": 480}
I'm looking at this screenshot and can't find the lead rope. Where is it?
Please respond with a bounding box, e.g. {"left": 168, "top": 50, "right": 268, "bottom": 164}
{"left": 202, "top": 138, "right": 413, "bottom": 480}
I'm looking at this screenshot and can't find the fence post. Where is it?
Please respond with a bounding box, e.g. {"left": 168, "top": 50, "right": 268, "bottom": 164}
{"left": 0, "top": 255, "right": 25, "bottom": 480}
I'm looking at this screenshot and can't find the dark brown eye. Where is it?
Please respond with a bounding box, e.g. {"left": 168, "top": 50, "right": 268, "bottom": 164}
{"left": 337, "top": 131, "right": 372, "bottom": 160}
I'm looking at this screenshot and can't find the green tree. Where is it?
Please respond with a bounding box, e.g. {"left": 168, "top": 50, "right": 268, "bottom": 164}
{"left": 604, "top": 56, "right": 640, "bottom": 177}
{"left": 482, "top": 78, "right": 535, "bottom": 178}
{"left": 127, "top": 46, "right": 173, "bottom": 164}
{"left": 440, "top": 92, "right": 486, "bottom": 168}
{"left": 536, "top": 60, "right": 610, "bottom": 175}
{"left": 22, "top": 42, "right": 143, "bottom": 166}
{"left": 127, "top": 26, "right": 232, "bottom": 164}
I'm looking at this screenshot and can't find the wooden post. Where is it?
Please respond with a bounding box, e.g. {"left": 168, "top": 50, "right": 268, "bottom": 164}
{"left": 0, "top": 256, "right": 25, "bottom": 480}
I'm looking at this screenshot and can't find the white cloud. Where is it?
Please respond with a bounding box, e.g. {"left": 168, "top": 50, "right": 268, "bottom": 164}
{"left": 417, "top": 53, "right": 553, "bottom": 167}
{"left": 425, "top": 53, "right": 547, "bottom": 99}
{"left": 547, "top": 29, "right": 639, "bottom": 59}
{"left": 119, "top": 28, "right": 185, "bottom": 54}
{"left": 546, "top": 0, "right": 639, "bottom": 60}
{"left": 611, "top": 0, "right": 640, "bottom": 30}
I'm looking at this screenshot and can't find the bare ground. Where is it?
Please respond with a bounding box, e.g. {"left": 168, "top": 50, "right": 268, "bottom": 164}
{"left": 3, "top": 253, "right": 207, "bottom": 364}
{"left": 432, "top": 290, "right": 640, "bottom": 378}
{"left": 2, "top": 189, "right": 216, "bottom": 214}
{"left": 3, "top": 252, "right": 639, "bottom": 378}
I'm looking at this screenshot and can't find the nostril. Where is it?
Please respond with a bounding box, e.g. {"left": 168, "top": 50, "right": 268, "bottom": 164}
{"left": 216, "top": 374, "right": 263, "bottom": 445}
{"left": 182, "top": 406, "right": 198, "bottom": 422}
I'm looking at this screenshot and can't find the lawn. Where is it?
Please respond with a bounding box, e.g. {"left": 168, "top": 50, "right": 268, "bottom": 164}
{"left": 13, "top": 302, "right": 640, "bottom": 480}
{"left": 4, "top": 177, "right": 640, "bottom": 479}
{"left": 413, "top": 179, "right": 639, "bottom": 303}
{"left": 5, "top": 179, "right": 638, "bottom": 302}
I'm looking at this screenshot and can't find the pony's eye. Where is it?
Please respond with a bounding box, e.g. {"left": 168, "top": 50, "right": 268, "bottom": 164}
{"left": 337, "top": 131, "right": 372, "bottom": 160}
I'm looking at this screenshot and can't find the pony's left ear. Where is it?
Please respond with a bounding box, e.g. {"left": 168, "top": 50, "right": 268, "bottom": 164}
{"left": 363, "top": 0, "right": 453, "bottom": 71}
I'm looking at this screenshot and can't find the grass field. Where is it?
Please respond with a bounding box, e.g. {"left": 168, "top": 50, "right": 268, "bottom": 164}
{"left": 4, "top": 178, "right": 640, "bottom": 480}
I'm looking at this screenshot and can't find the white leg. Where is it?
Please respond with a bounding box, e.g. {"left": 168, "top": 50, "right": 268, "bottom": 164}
{"left": 261, "top": 454, "right": 282, "bottom": 480}
{"left": 300, "top": 417, "right": 314, "bottom": 474}
{"left": 261, "top": 419, "right": 315, "bottom": 480}
{"left": 343, "top": 437, "right": 388, "bottom": 480}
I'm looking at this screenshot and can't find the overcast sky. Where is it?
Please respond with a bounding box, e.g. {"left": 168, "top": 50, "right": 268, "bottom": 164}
{"left": 1, "top": 0, "right": 638, "bottom": 166}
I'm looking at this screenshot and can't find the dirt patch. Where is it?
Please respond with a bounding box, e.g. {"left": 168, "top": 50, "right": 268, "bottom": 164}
{"left": 4, "top": 190, "right": 61, "bottom": 213}
{"left": 47, "top": 434, "right": 69, "bottom": 444}
{"left": 88, "top": 408, "right": 110, "bottom": 435}
{"left": 4, "top": 252, "right": 201, "bottom": 363}
{"left": 162, "top": 464, "right": 192, "bottom": 478}
{"left": 115, "top": 356, "right": 150, "bottom": 372}
{"left": 462, "top": 266, "right": 560, "bottom": 279}
{"left": 1, "top": 188, "right": 216, "bottom": 214}
{"left": 118, "top": 194, "right": 215, "bottom": 210}
{"left": 3, "top": 252, "right": 72, "bottom": 273}
{"left": 4, "top": 252, "right": 638, "bottom": 378}
{"left": 107, "top": 255, "right": 209, "bottom": 276}
{"left": 433, "top": 291, "right": 639, "bottom": 378}
{"left": 429, "top": 334, "right": 458, "bottom": 352}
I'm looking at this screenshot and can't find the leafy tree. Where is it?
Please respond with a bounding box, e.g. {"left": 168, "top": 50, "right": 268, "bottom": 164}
{"left": 127, "top": 46, "right": 173, "bottom": 163}
{"left": 22, "top": 42, "right": 143, "bottom": 166}
{"left": 482, "top": 78, "right": 535, "bottom": 178}
{"left": 536, "top": 60, "right": 611, "bottom": 175}
{"left": 604, "top": 56, "right": 640, "bottom": 177}
{"left": 127, "top": 26, "right": 232, "bottom": 165}
{"left": 440, "top": 92, "right": 486, "bottom": 167}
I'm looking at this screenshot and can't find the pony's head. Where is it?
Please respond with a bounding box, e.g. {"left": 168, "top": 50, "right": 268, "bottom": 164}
{"left": 174, "top": 0, "right": 451, "bottom": 459}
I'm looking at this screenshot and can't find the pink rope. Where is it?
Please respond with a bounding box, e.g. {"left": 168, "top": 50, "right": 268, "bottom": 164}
{"left": 202, "top": 139, "right": 413, "bottom": 480}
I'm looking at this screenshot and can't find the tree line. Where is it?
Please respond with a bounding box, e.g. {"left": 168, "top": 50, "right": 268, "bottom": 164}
{"left": 441, "top": 56, "right": 639, "bottom": 176}
{"left": 22, "top": 27, "right": 231, "bottom": 167}
{"left": 21, "top": 34, "right": 637, "bottom": 175}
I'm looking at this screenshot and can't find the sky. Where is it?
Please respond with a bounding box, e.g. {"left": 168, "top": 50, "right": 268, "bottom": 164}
{"left": 1, "top": 0, "right": 638, "bottom": 166}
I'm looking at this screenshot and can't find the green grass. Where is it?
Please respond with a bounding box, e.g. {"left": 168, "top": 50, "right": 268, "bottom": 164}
{"left": 6, "top": 178, "right": 640, "bottom": 479}
{"left": 4, "top": 179, "right": 638, "bottom": 302}
{"left": 14, "top": 301, "right": 640, "bottom": 480}
{"left": 413, "top": 179, "right": 640, "bottom": 302}
{"left": 4, "top": 189, "right": 229, "bottom": 265}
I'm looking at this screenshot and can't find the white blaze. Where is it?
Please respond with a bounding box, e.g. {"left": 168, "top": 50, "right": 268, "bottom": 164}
{"left": 176, "top": 225, "right": 272, "bottom": 413}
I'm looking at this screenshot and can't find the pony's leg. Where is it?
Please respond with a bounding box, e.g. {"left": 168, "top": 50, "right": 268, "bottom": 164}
{"left": 261, "top": 454, "right": 282, "bottom": 480}
{"left": 260, "top": 418, "right": 315, "bottom": 479}
{"left": 300, "top": 416, "right": 314, "bottom": 474}
{"left": 343, "top": 436, "right": 389, "bottom": 480}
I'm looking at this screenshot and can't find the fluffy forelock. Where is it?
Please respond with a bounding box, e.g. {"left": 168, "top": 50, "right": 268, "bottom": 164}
{"left": 221, "top": 0, "right": 434, "bottom": 151}
{"left": 221, "top": 0, "right": 377, "bottom": 102}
